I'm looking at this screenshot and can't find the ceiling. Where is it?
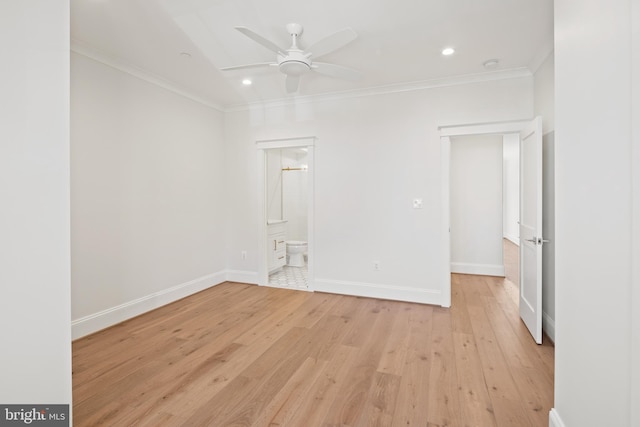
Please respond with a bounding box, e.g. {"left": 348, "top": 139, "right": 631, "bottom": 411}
{"left": 71, "top": 0, "right": 553, "bottom": 109}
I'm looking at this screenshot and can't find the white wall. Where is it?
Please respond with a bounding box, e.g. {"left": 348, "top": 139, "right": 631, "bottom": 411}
{"left": 535, "top": 53, "right": 556, "bottom": 135}
{"left": 450, "top": 134, "right": 504, "bottom": 276}
{"left": 225, "top": 77, "right": 533, "bottom": 304}
{"left": 553, "top": 0, "right": 636, "bottom": 425}
{"left": 0, "top": 0, "right": 72, "bottom": 405}
{"left": 266, "top": 149, "right": 283, "bottom": 220}
{"left": 71, "top": 52, "right": 228, "bottom": 338}
{"left": 282, "top": 149, "right": 308, "bottom": 241}
{"left": 632, "top": 0, "right": 640, "bottom": 422}
{"left": 534, "top": 52, "right": 556, "bottom": 342}
{"left": 502, "top": 133, "right": 520, "bottom": 245}
{"left": 541, "top": 130, "right": 556, "bottom": 342}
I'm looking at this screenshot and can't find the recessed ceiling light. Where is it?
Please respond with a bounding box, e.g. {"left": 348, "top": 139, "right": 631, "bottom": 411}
{"left": 441, "top": 47, "right": 455, "bottom": 56}
{"left": 483, "top": 59, "right": 500, "bottom": 69}
{"left": 242, "top": 79, "right": 252, "bottom": 86}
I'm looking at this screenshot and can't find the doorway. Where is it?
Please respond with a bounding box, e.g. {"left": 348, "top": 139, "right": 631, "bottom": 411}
{"left": 265, "top": 147, "right": 309, "bottom": 289}
{"left": 448, "top": 132, "right": 521, "bottom": 296}
{"left": 440, "top": 118, "right": 545, "bottom": 343}
{"left": 439, "top": 120, "right": 529, "bottom": 309}
{"left": 502, "top": 133, "right": 521, "bottom": 288}
{"left": 256, "top": 137, "right": 315, "bottom": 290}
{"left": 449, "top": 134, "right": 506, "bottom": 278}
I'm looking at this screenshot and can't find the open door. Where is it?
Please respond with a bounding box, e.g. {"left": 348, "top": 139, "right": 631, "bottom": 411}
{"left": 519, "top": 117, "right": 543, "bottom": 344}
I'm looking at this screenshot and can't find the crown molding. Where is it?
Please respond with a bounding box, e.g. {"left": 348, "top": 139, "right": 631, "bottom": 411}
{"left": 223, "top": 67, "right": 533, "bottom": 112}
{"left": 71, "top": 39, "right": 533, "bottom": 114}
{"left": 71, "top": 39, "right": 225, "bottom": 112}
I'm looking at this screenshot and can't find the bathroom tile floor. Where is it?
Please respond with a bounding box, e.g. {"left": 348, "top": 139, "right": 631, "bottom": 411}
{"left": 269, "top": 264, "right": 307, "bottom": 289}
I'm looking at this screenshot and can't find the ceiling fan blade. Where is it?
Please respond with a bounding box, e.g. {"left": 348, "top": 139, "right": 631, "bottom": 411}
{"left": 235, "top": 26, "right": 286, "bottom": 55}
{"left": 285, "top": 75, "right": 300, "bottom": 93}
{"left": 220, "top": 62, "right": 275, "bottom": 72}
{"left": 312, "top": 62, "right": 363, "bottom": 81}
{"left": 307, "top": 28, "right": 357, "bottom": 59}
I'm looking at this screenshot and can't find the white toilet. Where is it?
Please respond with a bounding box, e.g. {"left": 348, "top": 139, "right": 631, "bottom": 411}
{"left": 286, "top": 241, "right": 307, "bottom": 267}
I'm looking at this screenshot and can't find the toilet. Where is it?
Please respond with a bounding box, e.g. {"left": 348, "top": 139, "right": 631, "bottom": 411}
{"left": 286, "top": 241, "right": 307, "bottom": 267}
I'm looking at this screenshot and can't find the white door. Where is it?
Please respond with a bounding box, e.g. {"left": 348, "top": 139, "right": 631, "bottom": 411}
{"left": 519, "top": 117, "right": 543, "bottom": 344}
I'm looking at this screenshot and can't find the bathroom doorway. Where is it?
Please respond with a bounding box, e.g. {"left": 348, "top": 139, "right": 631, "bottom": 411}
{"left": 256, "top": 137, "right": 315, "bottom": 291}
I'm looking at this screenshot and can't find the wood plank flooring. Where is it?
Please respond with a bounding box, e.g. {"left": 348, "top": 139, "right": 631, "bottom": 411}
{"left": 73, "top": 275, "right": 554, "bottom": 426}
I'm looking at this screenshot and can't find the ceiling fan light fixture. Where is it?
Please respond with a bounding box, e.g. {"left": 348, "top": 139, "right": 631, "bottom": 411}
{"left": 279, "top": 60, "right": 310, "bottom": 76}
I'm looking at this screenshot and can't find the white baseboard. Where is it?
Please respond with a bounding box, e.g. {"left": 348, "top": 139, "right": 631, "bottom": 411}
{"left": 549, "top": 408, "right": 567, "bottom": 427}
{"left": 72, "top": 271, "right": 227, "bottom": 340}
{"left": 314, "top": 278, "right": 442, "bottom": 305}
{"left": 225, "top": 269, "right": 259, "bottom": 285}
{"left": 504, "top": 234, "right": 520, "bottom": 246}
{"left": 450, "top": 262, "right": 505, "bottom": 277}
{"left": 543, "top": 310, "right": 556, "bottom": 343}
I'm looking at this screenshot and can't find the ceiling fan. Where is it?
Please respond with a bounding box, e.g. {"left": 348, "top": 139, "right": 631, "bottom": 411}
{"left": 220, "top": 23, "right": 362, "bottom": 93}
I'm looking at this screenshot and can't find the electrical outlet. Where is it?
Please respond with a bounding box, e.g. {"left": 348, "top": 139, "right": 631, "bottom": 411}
{"left": 413, "top": 198, "right": 423, "bottom": 209}
{"left": 241, "top": 251, "right": 247, "bottom": 260}
{"left": 373, "top": 261, "right": 380, "bottom": 271}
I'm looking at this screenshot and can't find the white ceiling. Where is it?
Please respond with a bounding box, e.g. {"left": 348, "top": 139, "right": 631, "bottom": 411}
{"left": 71, "top": 0, "right": 553, "bottom": 109}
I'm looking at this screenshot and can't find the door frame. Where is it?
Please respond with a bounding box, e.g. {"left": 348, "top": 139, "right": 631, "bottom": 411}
{"left": 518, "top": 117, "right": 544, "bottom": 343}
{"left": 256, "top": 136, "right": 316, "bottom": 289}
{"left": 439, "top": 120, "right": 530, "bottom": 307}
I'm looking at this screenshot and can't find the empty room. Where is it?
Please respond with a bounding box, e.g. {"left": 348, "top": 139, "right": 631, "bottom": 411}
{"left": 2, "top": 1, "right": 638, "bottom": 427}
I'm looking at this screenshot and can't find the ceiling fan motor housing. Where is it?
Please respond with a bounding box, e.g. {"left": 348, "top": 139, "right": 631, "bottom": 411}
{"left": 278, "top": 51, "right": 311, "bottom": 76}
{"left": 221, "top": 23, "right": 360, "bottom": 91}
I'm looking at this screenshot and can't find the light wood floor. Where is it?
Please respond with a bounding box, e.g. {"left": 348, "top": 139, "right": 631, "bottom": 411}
{"left": 504, "top": 238, "right": 519, "bottom": 287}
{"left": 73, "top": 276, "right": 553, "bottom": 426}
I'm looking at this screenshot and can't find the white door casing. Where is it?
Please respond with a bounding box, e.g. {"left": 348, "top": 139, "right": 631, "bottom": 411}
{"left": 519, "top": 117, "right": 544, "bottom": 344}
{"left": 439, "top": 119, "right": 543, "bottom": 335}
{"left": 256, "top": 136, "right": 316, "bottom": 290}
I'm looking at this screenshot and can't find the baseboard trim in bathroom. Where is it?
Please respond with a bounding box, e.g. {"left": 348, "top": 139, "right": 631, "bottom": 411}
{"left": 71, "top": 271, "right": 227, "bottom": 340}
{"left": 314, "top": 278, "right": 442, "bottom": 305}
